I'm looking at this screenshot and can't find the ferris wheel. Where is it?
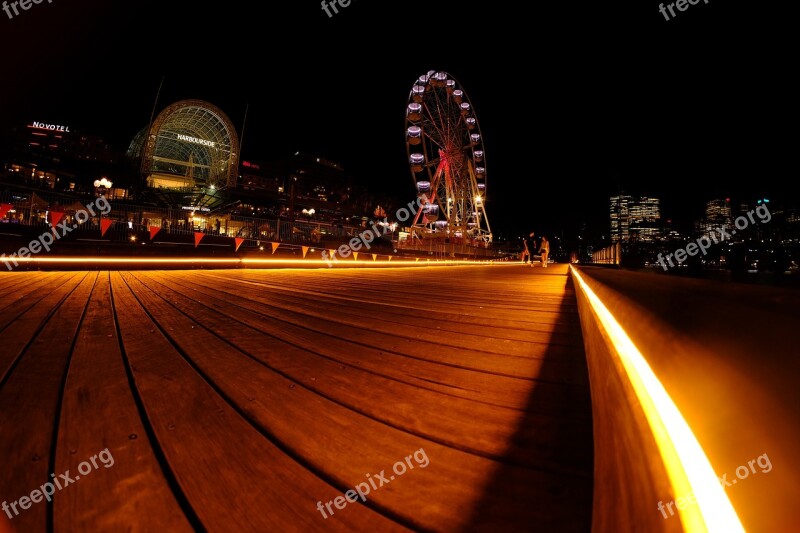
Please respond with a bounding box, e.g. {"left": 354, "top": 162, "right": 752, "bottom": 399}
{"left": 405, "top": 71, "right": 491, "bottom": 244}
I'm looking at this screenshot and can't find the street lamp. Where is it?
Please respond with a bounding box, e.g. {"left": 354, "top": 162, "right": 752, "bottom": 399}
{"left": 94, "top": 177, "right": 113, "bottom": 197}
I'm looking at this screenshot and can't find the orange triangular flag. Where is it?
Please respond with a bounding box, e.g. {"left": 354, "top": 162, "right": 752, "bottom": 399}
{"left": 271, "top": 242, "right": 280, "bottom": 254}
{"left": 415, "top": 257, "right": 420, "bottom": 262}
{"left": 194, "top": 232, "right": 205, "bottom": 248}
{"left": 0, "top": 203, "right": 13, "bottom": 218}
{"left": 302, "top": 246, "right": 309, "bottom": 258}
{"left": 149, "top": 226, "right": 161, "bottom": 241}
{"left": 353, "top": 252, "right": 359, "bottom": 261}
{"left": 100, "top": 219, "right": 113, "bottom": 237}
{"left": 50, "top": 212, "right": 65, "bottom": 231}
{"left": 329, "top": 249, "right": 337, "bottom": 260}
{"left": 372, "top": 254, "right": 377, "bottom": 261}
{"left": 388, "top": 256, "right": 392, "bottom": 262}
{"left": 234, "top": 237, "right": 245, "bottom": 252}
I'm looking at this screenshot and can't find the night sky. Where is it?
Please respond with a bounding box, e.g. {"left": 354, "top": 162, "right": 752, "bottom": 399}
{"left": 0, "top": 0, "right": 794, "bottom": 240}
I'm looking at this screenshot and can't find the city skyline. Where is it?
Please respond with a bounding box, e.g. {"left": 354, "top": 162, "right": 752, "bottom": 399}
{"left": 4, "top": 108, "right": 797, "bottom": 245}
{"left": 1, "top": 1, "right": 796, "bottom": 239}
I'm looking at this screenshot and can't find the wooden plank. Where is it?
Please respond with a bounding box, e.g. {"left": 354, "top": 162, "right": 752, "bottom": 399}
{"left": 0, "top": 273, "right": 84, "bottom": 388}
{"left": 137, "top": 271, "right": 587, "bottom": 413}
{"left": 119, "top": 270, "right": 591, "bottom": 531}
{"left": 108, "top": 272, "right": 404, "bottom": 532}
{"left": 201, "top": 272, "right": 582, "bottom": 350}
{"left": 0, "top": 273, "right": 96, "bottom": 532}
{"left": 210, "top": 267, "right": 579, "bottom": 322}
{"left": 1, "top": 266, "right": 594, "bottom": 531}
{"left": 152, "top": 272, "right": 587, "bottom": 381}
{"left": 0, "top": 272, "right": 73, "bottom": 323}
{"left": 54, "top": 272, "right": 193, "bottom": 531}
{"left": 127, "top": 271, "right": 591, "bottom": 472}
{"left": 0, "top": 273, "right": 49, "bottom": 302}
{"left": 201, "top": 279, "right": 582, "bottom": 341}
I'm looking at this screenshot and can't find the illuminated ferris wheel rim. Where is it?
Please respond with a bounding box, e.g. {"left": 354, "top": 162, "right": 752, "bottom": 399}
{"left": 404, "top": 70, "right": 490, "bottom": 240}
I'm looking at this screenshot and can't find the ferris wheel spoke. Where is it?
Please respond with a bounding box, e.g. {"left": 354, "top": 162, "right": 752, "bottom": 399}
{"left": 430, "top": 84, "right": 454, "bottom": 148}
{"left": 420, "top": 103, "right": 448, "bottom": 149}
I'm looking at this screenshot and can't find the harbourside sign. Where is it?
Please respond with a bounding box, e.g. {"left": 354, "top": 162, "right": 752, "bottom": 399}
{"left": 176, "top": 133, "right": 216, "bottom": 148}
{"left": 30, "top": 122, "right": 70, "bottom": 132}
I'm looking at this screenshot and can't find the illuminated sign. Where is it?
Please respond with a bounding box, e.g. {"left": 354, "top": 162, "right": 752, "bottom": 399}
{"left": 30, "top": 121, "right": 70, "bottom": 132}
{"left": 181, "top": 206, "right": 211, "bottom": 212}
{"left": 242, "top": 161, "right": 260, "bottom": 169}
{"left": 176, "top": 134, "right": 216, "bottom": 148}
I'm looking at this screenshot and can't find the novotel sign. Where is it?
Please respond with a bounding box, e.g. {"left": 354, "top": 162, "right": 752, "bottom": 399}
{"left": 176, "top": 133, "right": 216, "bottom": 148}
{"left": 30, "top": 121, "right": 70, "bottom": 132}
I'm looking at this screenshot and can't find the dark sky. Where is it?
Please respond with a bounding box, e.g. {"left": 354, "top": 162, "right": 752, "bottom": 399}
{"left": 0, "top": 0, "right": 795, "bottom": 239}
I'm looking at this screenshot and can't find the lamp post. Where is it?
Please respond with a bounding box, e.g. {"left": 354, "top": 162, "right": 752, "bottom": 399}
{"left": 289, "top": 175, "right": 297, "bottom": 221}
{"left": 94, "top": 177, "right": 113, "bottom": 197}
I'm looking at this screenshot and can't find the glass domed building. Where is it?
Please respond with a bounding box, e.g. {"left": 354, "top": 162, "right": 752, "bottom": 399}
{"left": 128, "top": 100, "right": 239, "bottom": 191}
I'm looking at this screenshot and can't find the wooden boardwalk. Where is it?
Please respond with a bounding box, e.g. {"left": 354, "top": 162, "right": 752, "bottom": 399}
{"left": 0, "top": 264, "right": 593, "bottom": 532}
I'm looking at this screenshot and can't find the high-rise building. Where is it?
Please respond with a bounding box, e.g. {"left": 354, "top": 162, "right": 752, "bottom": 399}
{"left": 3, "top": 119, "right": 120, "bottom": 191}
{"left": 610, "top": 195, "right": 662, "bottom": 243}
{"left": 701, "top": 198, "right": 733, "bottom": 236}
{"left": 610, "top": 195, "right": 632, "bottom": 243}
{"left": 630, "top": 196, "right": 661, "bottom": 242}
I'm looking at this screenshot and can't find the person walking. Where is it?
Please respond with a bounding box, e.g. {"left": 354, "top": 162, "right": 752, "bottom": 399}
{"left": 521, "top": 237, "right": 530, "bottom": 264}
{"left": 539, "top": 236, "right": 550, "bottom": 267}
{"left": 526, "top": 232, "right": 537, "bottom": 267}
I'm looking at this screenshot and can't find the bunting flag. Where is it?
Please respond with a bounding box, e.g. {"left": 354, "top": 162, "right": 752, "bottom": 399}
{"left": 388, "top": 256, "right": 392, "bottom": 262}
{"left": 353, "top": 252, "right": 359, "bottom": 261}
{"left": 329, "top": 249, "right": 337, "bottom": 260}
{"left": 194, "top": 232, "right": 205, "bottom": 248}
{"left": 149, "top": 226, "right": 161, "bottom": 241}
{"left": 372, "top": 254, "right": 377, "bottom": 261}
{"left": 415, "top": 258, "right": 420, "bottom": 262}
{"left": 234, "top": 237, "right": 245, "bottom": 252}
{"left": 271, "top": 242, "right": 280, "bottom": 254}
{"left": 100, "top": 219, "right": 113, "bottom": 237}
{"left": 0, "top": 203, "right": 13, "bottom": 218}
{"left": 49, "top": 212, "right": 65, "bottom": 233}
{"left": 302, "top": 246, "right": 309, "bottom": 258}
